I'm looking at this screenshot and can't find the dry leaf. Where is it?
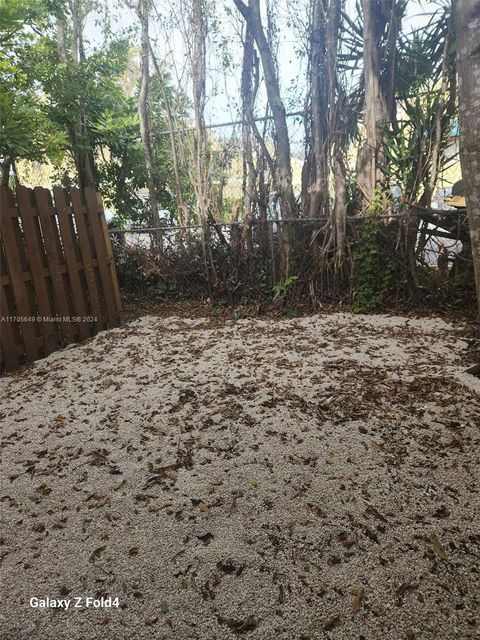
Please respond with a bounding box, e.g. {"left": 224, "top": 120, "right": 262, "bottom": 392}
{"left": 89, "top": 545, "right": 106, "bottom": 562}
{"left": 220, "top": 615, "right": 257, "bottom": 633}
{"left": 148, "top": 462, "right": 179, "bottom": 476}
{"left": 129, "top": 546, "right": 140, "bottom": 556}
{"left": 146, "top": 463, "right": 179, "bottom": 485}
{"left": 397, "top": 581, "right": 418, "bottom": 596}
{"left": 431, "top": 535, "right": 449, "bottom": 560}
{"left": 352, "top": 586, "right": 364, "bottom": 614}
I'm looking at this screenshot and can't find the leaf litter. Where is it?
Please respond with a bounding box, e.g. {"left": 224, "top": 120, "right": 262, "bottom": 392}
{"left": 1, "top": 312, "right": 479, "bottom": 639}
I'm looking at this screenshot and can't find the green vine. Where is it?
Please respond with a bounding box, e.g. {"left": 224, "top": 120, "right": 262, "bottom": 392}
{"left": 353, "top": 191, "right": 395, "bottom": 312}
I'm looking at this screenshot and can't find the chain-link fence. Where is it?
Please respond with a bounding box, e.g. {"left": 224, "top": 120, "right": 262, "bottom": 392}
{"left": 111, "top": 208, "right": 474, "bottom": 311}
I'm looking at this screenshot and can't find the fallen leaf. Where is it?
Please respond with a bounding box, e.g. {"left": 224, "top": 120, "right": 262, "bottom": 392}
{"left": 129, "top": 546, "right": 140, "bottom": 556}
{"left": 431, "top": 535, "right": 449, "bottom": 560}
{"left": 220, "top": 615, "right": 257, "bottom": 634}
{"left": 352, "top": 586, "right": 364, "bottom": 614}
{"left": 397, "top": 581, "right": 418, "bottom": 596}
{"left": 146, "top": 467, "right": 177, "bottom": 485}
{"left": 365, "top": 504, "right": 388, "bottom": 523}
{"left": 148, "top": 462, "right": 179, "bottom": 477}
{"left": 89, "top": 545, "right": 107, "bottom": 562}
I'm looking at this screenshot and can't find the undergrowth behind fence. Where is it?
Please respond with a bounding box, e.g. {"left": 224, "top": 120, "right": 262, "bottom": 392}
{"left": 112, "top": 207, "right": 474, "bottom": 314}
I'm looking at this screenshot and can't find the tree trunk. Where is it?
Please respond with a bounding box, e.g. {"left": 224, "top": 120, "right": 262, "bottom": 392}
{"left": 326, "top": 0, "right": 346, "bottom": 268}
{"left": 233, "top": 0, "right": 295, "bottom": 222}
{"left": 188, "top": 0, "right": 217, "bottom": 286}
{"left": 333, "top": 153, "right": 347, "bottom": 267}
{"left": 136, "top": 0, "right": 160, "bottom": 231}
{"left": 148, "top": 43, "right": 190, "bottom": 226}
{"left": 307, "top": 0, "right": 346, "bottom": 269}
{"left": 191, "top": 0, "right": 209, "bottom": 224}
{"left": 241, "top": 26, "right": 257, "bottom": 224}
{"left": 454, "top": 0, "right": 480, "bottom": 314}
{"left": 57, "top": 5, "right": 96, "bottom": 190}
{"left": 71, "top": 0, "right": 96, "bottom": 189}
{"left": 308, "top": 0, "right": 329, "bottom": 219}
{"left": 356, "top": 0, "right": 392, "bottom": 205}
{"left": 137, "top": 1, "right": 160, "bottom": 230}
{"left": 234, "top": 0, "right": 296, "bottom": 276}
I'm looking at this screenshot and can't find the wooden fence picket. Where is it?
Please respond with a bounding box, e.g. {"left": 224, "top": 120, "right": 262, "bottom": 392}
{"left": 94, "top": 189, "right": 122, "bottom": 314}
{"left": 33, "top": 187, "right": 77, "bottom": 343}
{"left": 53, "top": 188, "right": 91, "bottom": 341}
{"left": 84, "top": 187, "right": 119, "bottom": 326}
{"left": 70, "top": 188, "right": 104, "bottom": 330}
{"left": 0, "top": 186, "right": 121, "bottom": 372}
{"left": 16, "top": 186, "right": 59, "bottom": 355}
{"left": 0, "top": 186, "right": 39, "bottom": 361}
{"left": 0, "top": 286, "right": 19, "bottom": 370}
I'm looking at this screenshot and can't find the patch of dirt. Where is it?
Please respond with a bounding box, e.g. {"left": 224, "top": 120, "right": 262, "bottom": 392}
{"left": 1, "top": 312, "right": 479, "bottom": 640}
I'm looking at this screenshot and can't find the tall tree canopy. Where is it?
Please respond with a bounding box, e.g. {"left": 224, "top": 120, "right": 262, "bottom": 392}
{"left": 0, "top": 0, "right": 191, "bottom": 224}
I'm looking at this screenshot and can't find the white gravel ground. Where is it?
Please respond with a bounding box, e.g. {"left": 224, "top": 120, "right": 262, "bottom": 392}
{"left": 1, "top": 312, "right": 479, "bottom": 640}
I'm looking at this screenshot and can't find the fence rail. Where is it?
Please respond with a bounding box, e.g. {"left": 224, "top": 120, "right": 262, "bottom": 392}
{"left": 0, "top": 186, "right": 121, "bottom": 372}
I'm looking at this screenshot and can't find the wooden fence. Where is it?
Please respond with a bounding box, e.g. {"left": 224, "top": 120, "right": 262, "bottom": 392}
{"left": 0, "top": 186, "right": 121, "bottom": 372}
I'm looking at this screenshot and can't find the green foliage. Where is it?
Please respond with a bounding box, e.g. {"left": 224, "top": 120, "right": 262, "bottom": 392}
{"left": 0, "top": 78, "right": 66, "bottom": 161}
{"left": 353, "top": 192, "right": 395, "bottom": 312}
{"left": 383, "top": 4, "right": 456, "bottom": 205}
{"left": 272, "top": 275, "right": 298, "bottom": 297}
{"left": 0, "top": 0, "right": 66, "bottom": 167}
{"left": 0, "top": 0, "right": 190, "bottom": 226}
